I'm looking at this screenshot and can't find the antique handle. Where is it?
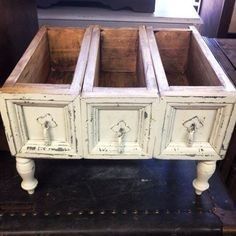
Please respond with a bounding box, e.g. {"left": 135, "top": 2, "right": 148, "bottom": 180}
{"left": 111, "top": 120, "right": 131, "bottom": 154}
{"left": 37, "top": 113, "right": 57, "bottom": 146}
{"left": 117, "top": 128, "right": 125, "bottom": 154}
{"left": 187, "top": 123, "right": 196, "bottom": 147}
{"left": 43, "top": 121, "right": 51, "bottom": 146}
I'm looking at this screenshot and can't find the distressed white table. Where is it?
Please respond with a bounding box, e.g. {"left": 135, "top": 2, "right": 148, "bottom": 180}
{"left": 1, "top": 25, "right": 235, "bottom": 195}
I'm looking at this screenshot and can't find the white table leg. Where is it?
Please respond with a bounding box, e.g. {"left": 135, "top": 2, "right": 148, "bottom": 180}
{"left": 16, "top": 157, "right": 38, "bottom": 194}
{"left": 192, "top": 160, "right": 216, "bottom": 195}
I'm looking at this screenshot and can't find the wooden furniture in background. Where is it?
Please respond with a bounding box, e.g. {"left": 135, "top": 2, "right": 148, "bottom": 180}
{"left": 0, "top": 0, "right": 38, "bottom": 151}
{"left": 199, "top": 0, "right": 236, "bottom": 37}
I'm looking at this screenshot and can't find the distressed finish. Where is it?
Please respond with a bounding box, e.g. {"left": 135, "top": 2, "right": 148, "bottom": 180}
{"left": 81, "top": 26, "right": 159, "bottom": 159}
{"left": 0, "top": 26, "right": 235, "bottom": 195}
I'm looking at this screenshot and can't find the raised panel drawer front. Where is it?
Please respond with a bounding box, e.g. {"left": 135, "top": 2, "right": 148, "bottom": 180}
{"left": 158, "top": 99, "right": 234, "bottom": 159}
{"left": 82, "top": 99, "right": 158, "bottom": 158}
{"left": 81, "top": 26, "right": 159, "bottom": 158}
{"left": 4, "top": 98, "right": 81, "bottom": 158}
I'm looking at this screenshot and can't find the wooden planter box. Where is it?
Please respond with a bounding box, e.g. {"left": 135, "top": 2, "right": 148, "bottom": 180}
{"left": 147, "top": 27, "right": 236, "bottom": 160}
{"left": 0, "top": 25, "right": 235, "bottom": 195}
{"left": 1, "top": 26, "right": 93, "bottom": 158}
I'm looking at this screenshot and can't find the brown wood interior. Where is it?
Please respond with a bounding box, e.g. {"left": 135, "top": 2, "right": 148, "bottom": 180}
{"left": 18, "top": 27, "right": 85, "bottom": 84}
{"left": 97, "top": 29, "right": 146, "bottom": 87}
{"left": 154, "top": 30, "right": 222, "bottom": 86}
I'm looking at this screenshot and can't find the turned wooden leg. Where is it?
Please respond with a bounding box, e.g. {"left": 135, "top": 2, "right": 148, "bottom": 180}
{"left": 192, "top": 160, "right": 216, "bottom": 195}
{"left": 16, "top": 157, "right": 38, "bottom": 194}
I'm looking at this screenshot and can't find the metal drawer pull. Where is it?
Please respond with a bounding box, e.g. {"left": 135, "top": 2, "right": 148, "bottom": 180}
{"left": 187, "top": 123, "right": 196, "bottom": 146}
{"left": 43, "top": 121, "right": 51, "bottom": 146}
{"left": 117, "top": 128, "right": 126, "bottom": 154}
{"left": 183, "top": 116, "right": 204, "bottom": 147}
{"left": 37, "top": 113, "right": 58, "bottom": 146}
{"left": 111, "top": 120, "right": 131, "bottom": 154}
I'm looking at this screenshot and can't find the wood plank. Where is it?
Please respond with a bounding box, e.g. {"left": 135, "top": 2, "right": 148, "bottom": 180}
{"left": 154, "top": 30, "right": 190, "bottom": 74}
{"left": 101, "top": 29, "right": 138, "bottom": 72}
{"left": 166, "top": 73, "right": 189, "bottom": 86}
{"left": 3, "top": 27, "right": 48, "bottom": 87}
{"left": 146, "top": 27, "right": 169, "bottom": 92}
{"left": 47, "top": 27, "right": 85, "bottom": 71}
{"left": 46, "top": 71, "right": 74, "bottom": 84}
{"left": 187, "top": 35, "right": 221, "bottom": 86}
{"left": 70, "top": 25, "right": 94, "bottom": 94}
{"left": 17, "top": 32, "right": 51, "bottom": 84}
{"left": 189, "top": 26, "right": 235, "bottom": 91}
{"left": 99, "top": 72, "right": 138, "bottom": 87}
{"left": 82, "top": 25, "right": 100, "bottom": 92}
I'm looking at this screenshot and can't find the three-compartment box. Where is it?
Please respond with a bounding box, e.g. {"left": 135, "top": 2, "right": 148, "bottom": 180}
{"left": 1, "top": 25, "right": 235, "bottom": 195}
{"left": 1, "top": 26, "right": 94, "bottom": 158}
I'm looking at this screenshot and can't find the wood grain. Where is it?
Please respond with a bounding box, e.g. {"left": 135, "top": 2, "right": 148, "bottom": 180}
{"left": 154, "top": 30, "right": 190, "bottom": 74}
{"left": 101, "top": 29, "right": 138, "bottom": 73}
{"left": 47, "top": 27, "right": 85, "bottom": 71}
{"left": 187, "top": 34, "right": 222, "bottom": 86}
{"left": 99, "top": 72, "right": 139, "bottom": 87}
{"left": 154, "top": 30, "right": 191, "bottom": 86}
{"left": 17, "top": 31, "right": 50, "bottom": 84}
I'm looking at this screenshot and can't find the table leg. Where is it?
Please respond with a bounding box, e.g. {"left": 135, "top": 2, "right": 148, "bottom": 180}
{"left": 192, "top": 160, "right": 216, "bottom": 195}
{"left": 16, "top": 157, "right": 38, "bottom": 194}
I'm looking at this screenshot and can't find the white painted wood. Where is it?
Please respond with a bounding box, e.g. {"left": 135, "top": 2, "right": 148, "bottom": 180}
{"left": 81, "top": 26, "right": 159, "bottom": 159}
{"left": 81, "top": 98, "right": 158, "bottom": 159}
{"left": 155, "top": 99, "right": 234, "bottom": 160}
{"left": 16, "top": 157, "right": 38, "bottom": 194}
{"left": 5, "top": 98, "right": 82, "bottom": 158}
{"left": 192, "top": 161, "right": 216, "bottom": 195}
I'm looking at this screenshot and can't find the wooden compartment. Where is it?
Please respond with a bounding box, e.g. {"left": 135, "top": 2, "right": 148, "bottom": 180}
{"left": 155, "top": 30, "right": 222, "bottom": 86}
{"left": 147, "top": 26, "right": 235, "bottom": 95}
{"left": 81, "top": 26, "right": 159, "bottom": 158}
{"left": 2, "top": 26, "right": 93, "bottom": 94}
{"left": 97, "top": 28, "right": 144, "bottom": 88}
{"left": 82, "top": 26, "right": 157, "bottom": 92}
{"left": 147, "top": 26, "right": 236, "bottom": 160}
{"left": 0, "top": 26, "right": 93, "bottom": 157}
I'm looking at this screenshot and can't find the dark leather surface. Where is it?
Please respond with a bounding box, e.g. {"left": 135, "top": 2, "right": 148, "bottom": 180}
{"left": 0, "top": 151, "right": 235, "bottom": 235}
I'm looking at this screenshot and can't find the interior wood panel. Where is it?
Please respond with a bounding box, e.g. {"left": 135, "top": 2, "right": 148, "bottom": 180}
{"left": 187, "top": 36, "right": 221, "bottom": 86}
{"left": 17, "top": 27, "right": 86, "bottom": 85}
{"left": 98, "top": 72, "right": 139, "bottom": 87}
{"left": 97, "top": 28, "right": 145, "bottom": 88}
{"left": 154, "top": 31, "right": 190, "bottom": 74}
{"left": 155, "top": 30, "right": 222, "bottom": 86}
{"left": 17, "top": 32, "right": 51, "bottom": 84}
{"left": 100, "top": 29, "right": 138, "bottom": 73}
{"left": 47, "top": 27, "right": 85, "bottom": 71}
